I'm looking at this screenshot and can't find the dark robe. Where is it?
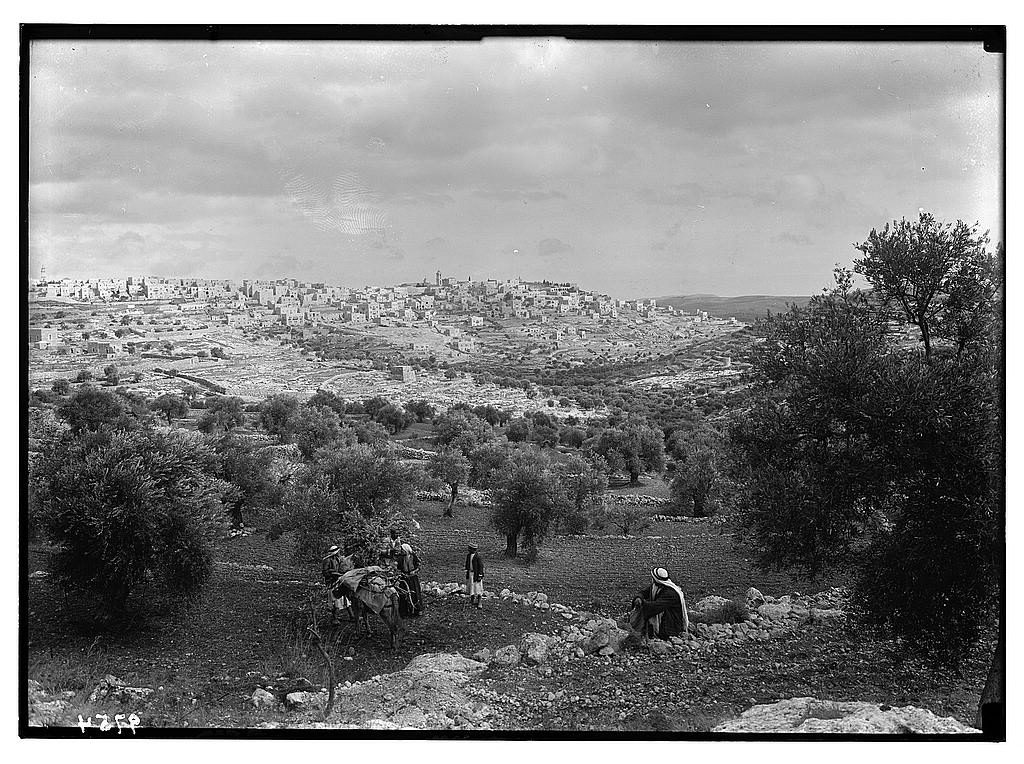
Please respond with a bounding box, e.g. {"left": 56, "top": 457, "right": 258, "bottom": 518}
{"left": 397, "top": 551, "right": 422, "bottom": 614}
{"left": 632, "top": 583, "right": 687, "bottom": 639}
{"left": 465, "top": 552, "right": 484, "bottom": 582}
{"left": 321, "top": 554, "right": 344, "bottom": 588}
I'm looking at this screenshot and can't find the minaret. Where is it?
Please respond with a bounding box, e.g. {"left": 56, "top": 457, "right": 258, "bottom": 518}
{"left": 39, "top": 264, "right": 47, "bottom": 283}
{"left": 435, "top": 269, "right": 442, "bottom": 286}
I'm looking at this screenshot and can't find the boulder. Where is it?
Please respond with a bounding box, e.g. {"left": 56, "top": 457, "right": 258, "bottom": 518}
{"left": 87, "top": 674, "right": 154, "bottom": 706}
{"left": 757, "top": 602, "right": 793, "bottom": 622}
{"left": 492, "top": 645, "right": 521, "bottom": 667}
{"left": 284, "top": 691, "right": 322, "bottom": 710}
{"left": 471, "top": 648, "right": 493, "bottom": 664}
{"left": 582, "top": 619, "right": 630, "bottom": 655}
{"left": 520, "top": 633, "right": 553, "bottom": 665}
{"left": 810, "top": 608, "right": 845, "bottom": 624}
{"left": 534, "top": 592, "right": 549, "bottom": 603}
{"left": 404, "top": 653, "right": 488, "bottom": 676}
{"left": 500, "top": 588, "right": 512, "bottom": 599}
{"left": 691, "top": 595, "right": 731, "bottom": 621}
{"left": 745, "top": 587, "right": 766, "bottom": 610}
{"left": 648, "top": 639, "right": 676, "bottom": 656}
{"left": 251, "top": 688, "right": 279, "bottom": 710}
{"left": 712, "top": 697, "right": 980, "bottom": 734}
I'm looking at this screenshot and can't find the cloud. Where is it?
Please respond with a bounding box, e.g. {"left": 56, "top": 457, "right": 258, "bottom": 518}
{"left": 638, "top": 183, "right": 707, "bottom": 206}
{"left": 772, "top": 231, "right": 814, "bottom": 246}
{"left": 538, "top": 238, "right": 573, "bottom": 257}
{"left": 27, "top": 39, "right": 1001, "bottom": 297}
{"left": 474, "top": 188, "right": 568, "bottom": 203}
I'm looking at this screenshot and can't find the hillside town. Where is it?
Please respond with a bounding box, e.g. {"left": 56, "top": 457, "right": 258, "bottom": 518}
{"left": 29, "top": 270, "right": 729, "bottom": 345}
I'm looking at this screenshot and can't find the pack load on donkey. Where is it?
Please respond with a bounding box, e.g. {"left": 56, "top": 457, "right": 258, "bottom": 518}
{"left": 333, "top": 566, "right": 413, "bottom": 648}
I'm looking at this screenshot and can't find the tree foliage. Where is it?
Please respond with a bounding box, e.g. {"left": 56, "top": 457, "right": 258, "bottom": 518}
{"left": 854, "top": 212, "right": 1000, "bottom": 359}
{"left": 209, "top": 432, "right": 283, "bottom": 526}
{"left": 667, "top": 425, "right": 722, "bottom": 517}
{"left": 467, "top": 440, "right": 510, "bottom": 488}
{"left": 490, "top": 446, "right": 569, "bottom": 560}
{"left": 434, "top": 409, "right": 494, "bottom": 455}
{"left": 730, "top": 240, "right": 1002, "bottom": 666}
{"left": 306, "top": 388, "right": 349, "bottom": 419}
{"left": 153, "top": 393, "right": 189, "bottom": 425}
{"left": 277, "top": 443, "right": 419, "bottom": 566}
{"left": 429, "top": 447, "right": 470, "bottom": 517}
{"left": 258, "top": 394, "right": 302, "bottom": 439}
{"left": 197, "top": 396, "right": 246, "bottom": 433}
{"left": 554, "top": 453, "right": 607, "bottom": 534}
{"left": 294, "top": 405, "right": 345, "bottom": 459}
{"left": 55, "top": 385, "right": 138, "bottom": 434}
{"left": 373, "top": 402, "right": 415, "bottom": 435}
{"left": 404, "top": 399, "right": 435, "bottom": 423}
{"left": 29, "top": 428, "right": 228, "bottom": 615}
{"left": 589, "top": 419, "right": 665, "bottom": 484}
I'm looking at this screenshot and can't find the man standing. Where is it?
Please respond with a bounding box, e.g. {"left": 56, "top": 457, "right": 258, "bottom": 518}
{"left": 387, "top": 529, "right": 403, "bottom": 563}
{"left": 321, "top": 544, "right": 353, "bottom": 624}
{"left": 630, "top": 566, "right": 689, "bottom": 641}
{"left": 397, "top": 542, "right": 423, "bottom": 616}
{"left": 465, "top": 543, "right": 484, "bottom": 609}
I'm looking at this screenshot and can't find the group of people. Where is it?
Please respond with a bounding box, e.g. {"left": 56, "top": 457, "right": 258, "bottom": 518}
{"left": 322, "top": 533, "right": 689, "bottom": 644}
{"left": 320, "top": 530, "right": 425, "bottom": 623}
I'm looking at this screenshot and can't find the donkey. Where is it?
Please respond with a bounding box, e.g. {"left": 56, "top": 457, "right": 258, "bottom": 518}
{"left": 343, "top": 573, "right": 412, "bottom": 649}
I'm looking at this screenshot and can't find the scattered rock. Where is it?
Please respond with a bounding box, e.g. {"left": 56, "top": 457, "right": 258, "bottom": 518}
{"left": 745, "top": 587, "right": 766, "bottom": 610}
{"left": 285, "top": 691, "right": 323, "bottom": 710}
{"left": 251, "top": 688, "right": 279, "bottom": 710}
{"left": 691, "top": 595, "right": 732, "bottom": 621}
{"left": 520, "top": 633, "right": 553, "bottom": 665}
{"left": 582, "top": 618, "right": 630, "bottom": 655}
{"left": 810, "top": 608, "right": 846, "bottom": 624}
{"left": 713, "top": 697, "right": 980, "bottom": 734}
{"left": 758, "top": 602, "right": 793, "bottom": 622}
{"left": 87, "top": 674, "right": 155, "bottom": 706}
{"left": 648, "top": 640, "right": 676, "bottom": 656}
{"left": 404, "top": 653, "right": 488, "bottom": 676}
{"left": 492, "top": 645, "right": 521, "bottom": 667}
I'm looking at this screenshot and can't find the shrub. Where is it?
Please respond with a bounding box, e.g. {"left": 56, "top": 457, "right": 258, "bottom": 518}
{"left": 51, "top": 378, "right": 70, "bottom": 396}
{"left": 29, "top": 428, "right": 227, "bottom": 616}
{"left": 258, "top": 394, "right": 301, "bottom": 439}
{"left": 55, "top": 385, "right": 137, "bottom": 433}
{"left": 75, "top": 369, "right": 93, "bottom": 383}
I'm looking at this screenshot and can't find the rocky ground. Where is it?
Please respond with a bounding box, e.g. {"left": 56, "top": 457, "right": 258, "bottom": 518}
{"left": 28, "top": 577, "right": 990, "bottom": 733}
{"left": 25, "top": 500, "right": 992, "bottom": 734}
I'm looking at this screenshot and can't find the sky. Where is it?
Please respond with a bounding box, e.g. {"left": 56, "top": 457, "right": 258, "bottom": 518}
{"left": 28, "top": 38, "right": 1003, "bottom": 299}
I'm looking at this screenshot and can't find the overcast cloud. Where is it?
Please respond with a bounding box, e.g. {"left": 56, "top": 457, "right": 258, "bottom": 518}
{"left": 29, "top": 39, "right": 1002, "bottom": 298}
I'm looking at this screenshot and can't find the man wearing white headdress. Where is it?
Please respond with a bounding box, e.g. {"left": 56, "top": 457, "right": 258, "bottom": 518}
{"left": 629, "top": 566, "right": 690, "bottom": 641}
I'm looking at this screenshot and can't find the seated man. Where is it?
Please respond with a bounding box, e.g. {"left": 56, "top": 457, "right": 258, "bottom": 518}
{"left": 629, "top": 566, "right": 689, "bottom": 641}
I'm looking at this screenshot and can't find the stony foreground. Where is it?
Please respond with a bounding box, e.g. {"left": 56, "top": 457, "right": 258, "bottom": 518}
{"left": 28, "top": 582, "right": 982, "bottom": 734}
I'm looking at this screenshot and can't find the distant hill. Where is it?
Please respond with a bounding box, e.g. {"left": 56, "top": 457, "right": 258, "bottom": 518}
{"left": 654, "top": 294, "right": 811, "bottom": 324}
